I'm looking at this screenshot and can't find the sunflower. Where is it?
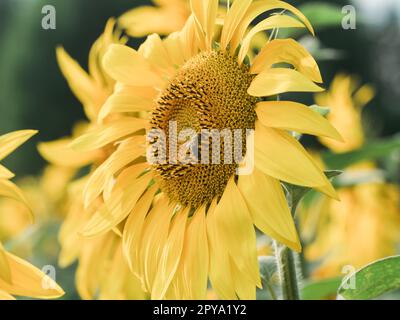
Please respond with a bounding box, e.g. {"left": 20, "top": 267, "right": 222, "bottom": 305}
{"left": 300, "top": 74, "right": 400, "bottom": 278}
{"left": 0, "top": 165, "right": 74, "bottom": 259}
{"left": 119, "top": 0, "right": 190, "bottom": 38}
{"left": 0, "top": 130, "right": 64, "bottom": 300}
{"left": 39, "top": 19, "right": 146, "bottom": 300}
{"left": 66, "top": 0, "right": 342, "bottom": 300}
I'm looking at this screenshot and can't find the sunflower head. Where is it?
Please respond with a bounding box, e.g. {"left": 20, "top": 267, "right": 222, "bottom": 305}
{"left": 150, "top": 50, "right": 258, "bottom": 207}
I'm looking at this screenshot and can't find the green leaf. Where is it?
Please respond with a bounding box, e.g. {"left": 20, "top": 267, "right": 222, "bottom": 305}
{"left": 322, "top": 136, "right": 400, "bottom": 170}
{"left": 284, "top": 170, "right": 342, "bottom": 213}
{"left": 301, "top": 277, "right": 342, "bottom": 300}
{"left": 299, "top": 3, "right": 343, "bottom": 29}
{"left": 310, "top": 104, "right": 330, "bottom": 117}
{"left": 338, "top": 256, "right": 400, "bottom": 300}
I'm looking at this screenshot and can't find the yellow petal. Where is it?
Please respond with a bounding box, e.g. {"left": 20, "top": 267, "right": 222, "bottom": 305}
{"left": 238, "top": 15, "right": 306, "bottom": 64}
{"left": 238, "top": 169, "right": 301, "bottom": 252}
{"left": 71, "top": 118, "right": 148, "bottom": 151}
{"left": 0, "top": 179, "right": 33, "bottom": 223}
{"left": 231, "top": 258, "right": 256, "bottom": 300}
{"left": 0, "top": 130, "right": 37, "bottom": 161}
{"left": 139, "top": 34, "right": 174, "bottom": 73}
{"left": 0, "top": 243, "right": 11, "bottom": 283}
{"left": 0, "top": 289, "right": 15, "bottom": 300}
{"left": 81, "top": 165, "right": 151, "bottom": 237}
{"left": 251, "top": 39, "right": 322, "bottom": 83}
{"left": 206, "top": 0, "right": 219, "bottom": 45}
{"left": 38, "top": 138, "right": 101, "bottom": 168}
{"left": 75, "top": 235, "right": 115, "bottom": 300}
{"left": 254, "top": 122, "right": 337, "bottom": 198}
{"left": 177, "top": 206, "right": 209, "bottom": 300}
{"left": 179, "top": 16, "right": 200, "bottom": 61}
{"left": 88, "top": 18, "right": 118, "bottom": 88}
{"left": 256, "top": 101, "right": 343, "bottom": 141}
{"left": 98, "top": 242, "right": 146, "bottom": 300}
{"left": 220, "top": 0, "right": 252, "bottom": 51}
{"left": 230, "top": 0, "right": 314, "bottom": 53}
{"left": 0, "top": 165, "right": 14, "bottom": 179}
{"left": 0, "top": 251, "right": 64, "bottom": 299}
{"left": 206, "top": 199, "right": 237, "bottom": 300}
{"left": 56, "top": 47, "right": 104, "bottom": 121}
{"left": 190, "top": 0, "right": 218, "bottom": 48}
{"left": 123, "top": 184, "right": 159, "bottom": 272}
{"left": 57, "top": 176, "right": 91, "bottom": 268}
{"left": 163, "top": 32, "right": 186, "bottom": 66}
{"left": 139, "top": 195, "right": 175, "bottom": 292}
{"left": 99, "top": 86, "right": 156, "bottom": 121}
{"left": 119, "top": 6, "right": 186, "bottom": 38}
{"left": 354, "top": 84, "right": 375, "bottom": 109}
{"left": 248, "top": 68, "right": 324, "bottom": 97}
{"left": 167, "top": 208, "right": 211, "bottom": 300}
{"left": 214, "top": 178, "right": 261, "bottom": 287}
{"left": 98, "top": 248, "right": 128, "bottom": 300}
{"left": 103, "top": 44, "right": 163, "bottom": 87}
{"left": 83, "top": 136, "right": 146, "bottom": 207}
{"left": 58, "top": 199, "right": 89, "bottom": 268}
{"left": 152, "top": 207, "right": 188, "bottom": 299}
{"left": 164, "top": 272, "right": 185, "bottom": 300}
{"left": 190, "top": 0, "right": 207, "bottom": 34}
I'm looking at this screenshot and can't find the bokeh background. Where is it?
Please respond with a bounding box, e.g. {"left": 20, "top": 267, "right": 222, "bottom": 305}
{"left": 0, "top": 0, "right": 399, "bottom": 299}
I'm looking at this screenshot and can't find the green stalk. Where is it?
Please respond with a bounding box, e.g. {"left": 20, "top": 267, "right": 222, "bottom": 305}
{"left": 274, "top": 241, "right": 301, "bottom": 300}
{"left": 274, "top": 192, "right": 302, "bottom": 300}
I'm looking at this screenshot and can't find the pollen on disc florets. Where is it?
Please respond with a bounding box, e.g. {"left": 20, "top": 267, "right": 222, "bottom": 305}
{"left": 150, "top": 50, "right": 257, "bottom": 208}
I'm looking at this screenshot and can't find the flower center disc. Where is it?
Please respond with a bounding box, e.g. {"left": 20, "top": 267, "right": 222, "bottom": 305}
{"left": 150, "top": 50, "right": 257, "bottom": 208}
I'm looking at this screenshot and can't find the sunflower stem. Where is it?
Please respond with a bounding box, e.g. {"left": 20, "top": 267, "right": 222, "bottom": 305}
{"left": 273, "top": 196, "right": 302, "bottom": 300}
{"left": 274, "top": 241, "right": 301, "bottom": 300}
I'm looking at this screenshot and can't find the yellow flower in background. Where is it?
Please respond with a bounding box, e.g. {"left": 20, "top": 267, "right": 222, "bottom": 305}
{"left": 39, "top": 19, "right": 146, "bottom": 300}
{"left": 0, "top": 165, "right": 75, "bottom": 259}
{"left": 0, "top": 130, "right": 64, "bottom": 300}
{"left": 303, "top": 180, "right": 400, "bottom": 278}
{"left": 300, "top": 74, "right": 400, "bottom": 278}
{"left": 119, "top": 0, "right": 190, "bottom": 37}
{"left": 315, "top": 74, "right": 375, "bottom": 153}
{"left": 67, "top": 0, "right": 342, "bottom": 300}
